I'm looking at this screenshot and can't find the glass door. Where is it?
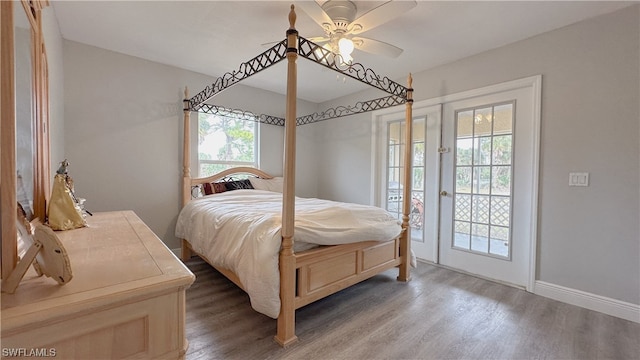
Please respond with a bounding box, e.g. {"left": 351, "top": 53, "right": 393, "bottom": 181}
{"left": 381, "top": 105, "right": 441, "bottom": 262}
{"left": 439, "top": 84, "right": 538, "bottom": 288}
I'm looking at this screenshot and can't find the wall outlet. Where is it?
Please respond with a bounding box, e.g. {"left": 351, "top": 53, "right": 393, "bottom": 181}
{"left": 569, "top": 172, "right": 589, "bottom": 187}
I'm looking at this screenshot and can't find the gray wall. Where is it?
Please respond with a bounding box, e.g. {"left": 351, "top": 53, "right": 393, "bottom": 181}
{"left": 314, "top": 6, "right": 640, "bottom": 305}
{"left": 62, "top": 41, "right": 318, "bottom": 250}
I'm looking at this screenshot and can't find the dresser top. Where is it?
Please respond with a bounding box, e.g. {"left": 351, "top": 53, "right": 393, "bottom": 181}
{"left": 1, "top": 211, "right": 195, "bottom": 328}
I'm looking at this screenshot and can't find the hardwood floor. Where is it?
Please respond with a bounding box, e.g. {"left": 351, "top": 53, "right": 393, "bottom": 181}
{"left": 184, "top": 258, "right": 640, "bottom": 360}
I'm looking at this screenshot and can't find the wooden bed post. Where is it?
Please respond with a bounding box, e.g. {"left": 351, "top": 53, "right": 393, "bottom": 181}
{"left": 275, "top": 4, "right": 299, "bottom": 347}
{"left": 398, "top": 74, "right": 414, "bottom": 282}
{"left": 181, "top": 86, "right": 193, "bottom": 261}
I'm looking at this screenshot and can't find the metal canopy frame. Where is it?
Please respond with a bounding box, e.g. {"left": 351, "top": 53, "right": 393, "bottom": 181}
{"left": 186, "top": 36, "right": 409, "bottom": 126}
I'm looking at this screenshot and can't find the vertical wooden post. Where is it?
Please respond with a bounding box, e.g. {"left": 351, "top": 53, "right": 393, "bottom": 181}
{"left": 1, "top": 0, "right": 17, "bottom": 279}
{"left": 181, "top": 87, "right": 192, "bottom": 261}
{"left": 32, "top": 1, "right": 49, "bottom": 222}
{"left": 275, "top": 4, "right": 299, "bottom": 347}
{"left": 398, "top": 74, "right": 414, "bottom": 282}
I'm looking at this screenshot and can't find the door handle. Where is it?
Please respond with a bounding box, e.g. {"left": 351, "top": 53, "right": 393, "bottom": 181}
{"left": 440, "top": 190, "right": 449, "bottom": 196}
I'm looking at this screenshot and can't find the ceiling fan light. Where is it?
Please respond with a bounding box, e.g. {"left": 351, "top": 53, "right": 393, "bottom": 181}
{"left": 338, "top": 37, "right": 355, "bottom": 57}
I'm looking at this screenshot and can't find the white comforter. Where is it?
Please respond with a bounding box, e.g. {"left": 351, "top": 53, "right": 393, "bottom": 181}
{"left": 175, "top": 189, "right": 402, "bottom": 318}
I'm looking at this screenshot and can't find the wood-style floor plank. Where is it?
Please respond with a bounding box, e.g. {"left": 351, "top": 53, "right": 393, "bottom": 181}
{"left": 184, "top": 258, "right": 640, "bottom": 360}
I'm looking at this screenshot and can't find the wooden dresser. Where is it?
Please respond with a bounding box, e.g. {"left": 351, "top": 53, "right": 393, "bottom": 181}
{"left": 1, "top": 211, "right": 195, "bottom": 359}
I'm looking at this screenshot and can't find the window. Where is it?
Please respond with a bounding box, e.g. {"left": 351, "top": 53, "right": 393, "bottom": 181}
{"left": 198, "top": 111, "right": 258, "bottom": 177}
{"left": 453, "top": 102, "right": 514, "bottom": 258}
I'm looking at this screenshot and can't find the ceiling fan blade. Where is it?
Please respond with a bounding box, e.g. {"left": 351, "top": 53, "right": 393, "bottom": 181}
{"left": 295, "top": 1, "right": 336, "bottom": 33}
{"left": 349, "top": 0, "right": 417, "bottom": 35}
{"left": 261, "top": 40, "right": 282, "bottom": 47}
{"left": 352, "top": 36, "right": 403, "bottom": 58}
{"left": 307, "top": 36, "right": 330, "bottom": 44}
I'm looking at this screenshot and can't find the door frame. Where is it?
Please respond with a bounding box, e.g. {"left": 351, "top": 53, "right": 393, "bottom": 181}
{"left": 373, "top": 75, "right": 541, "bottom": 291}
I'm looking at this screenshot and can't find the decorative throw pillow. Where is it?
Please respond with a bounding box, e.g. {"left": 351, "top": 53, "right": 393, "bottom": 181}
{"left": 224, "top": 179, "right": 254, "bottom": 191}
{"left": 202, "top": 182, "right": 228, "bottom": 195}
{"left": 249, "top": 177, "right": 284, "bottom": 193}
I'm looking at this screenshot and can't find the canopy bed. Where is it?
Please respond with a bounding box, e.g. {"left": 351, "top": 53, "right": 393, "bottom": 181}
{"left": 179, "top": 5, "right": 414, "bottom": 346}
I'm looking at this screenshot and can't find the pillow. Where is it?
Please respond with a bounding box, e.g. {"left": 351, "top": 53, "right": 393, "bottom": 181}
{"left": 249, "top": 177, "right": 284, "bottom": 193}
{"left": 202, "top": 182, "right": 228, "bottom": 195}
{"left": 224, "top": 179, "right": 254, "bottom": 191}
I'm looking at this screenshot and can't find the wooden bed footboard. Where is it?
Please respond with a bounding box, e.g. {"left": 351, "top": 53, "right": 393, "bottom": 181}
{"left": 294, "top": 238, "right": 401, "bottom": 309}
{"left": 181, "top": 235, "right": 406, "bottom": 345}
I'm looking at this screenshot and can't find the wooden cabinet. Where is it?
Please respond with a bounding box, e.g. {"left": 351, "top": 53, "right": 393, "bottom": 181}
{"left": 1, "top": 211, "right": 195, "bottom": 359}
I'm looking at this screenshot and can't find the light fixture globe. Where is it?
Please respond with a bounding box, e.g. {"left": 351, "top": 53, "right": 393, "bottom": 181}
{"left": 338, "top": 37, "right": 355, "bottom": 57}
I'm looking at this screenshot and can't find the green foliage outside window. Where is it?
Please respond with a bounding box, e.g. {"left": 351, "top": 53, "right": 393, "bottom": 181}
{"left": 198, "top": 112, "right": 256, "bottom": 177}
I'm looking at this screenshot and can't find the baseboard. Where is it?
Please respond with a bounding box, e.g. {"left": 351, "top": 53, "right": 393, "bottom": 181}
{"left": 535, "top": 281, "right": 640, "bottom": 323}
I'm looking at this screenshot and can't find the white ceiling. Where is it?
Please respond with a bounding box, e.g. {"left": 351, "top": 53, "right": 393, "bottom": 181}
{"left": 52, "top": 1, "right": 634, "bottom": 103}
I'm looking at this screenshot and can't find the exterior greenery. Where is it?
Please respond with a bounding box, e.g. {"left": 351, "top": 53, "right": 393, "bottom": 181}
{"left": 198, "top": 112, "right": 256, "bottom": 177}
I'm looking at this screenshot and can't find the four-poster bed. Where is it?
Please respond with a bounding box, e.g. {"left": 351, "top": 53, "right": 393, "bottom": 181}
{"left": 178, "top": 5, "right": 414, "bottom": 346}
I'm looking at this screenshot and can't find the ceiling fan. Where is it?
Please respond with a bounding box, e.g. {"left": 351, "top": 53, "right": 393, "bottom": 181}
{"left": 297, "top": 0, "right": 417, "bottom": 63}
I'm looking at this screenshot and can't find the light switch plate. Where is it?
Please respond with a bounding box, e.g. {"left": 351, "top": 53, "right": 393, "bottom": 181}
{"left": 569, "top": 172, "right": 589, "bottom": 186}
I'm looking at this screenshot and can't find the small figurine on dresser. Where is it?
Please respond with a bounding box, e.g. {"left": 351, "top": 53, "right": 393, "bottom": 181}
{"left": 47, "top": 159, "right": 88, "bottom": 230}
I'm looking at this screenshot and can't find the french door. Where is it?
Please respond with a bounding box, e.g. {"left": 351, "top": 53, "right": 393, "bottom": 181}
{"left": 378, "top": 105, "right": 441, "bottom": 262}
{"left": 439, "top": 80, "right": 539, "bottom": 289}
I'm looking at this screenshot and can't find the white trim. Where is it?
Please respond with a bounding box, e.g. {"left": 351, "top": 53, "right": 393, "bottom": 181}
{"left": 527, "top": 75, "right": 542, "bottom": 293}
{"left": 411, "top": 75, "right": 542, "bottom": 109}
{"left": 535, "top": 281, "right": 640, "bottom": 323}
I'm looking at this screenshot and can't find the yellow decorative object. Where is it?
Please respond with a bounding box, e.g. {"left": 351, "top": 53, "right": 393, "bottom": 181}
{"left": 48, "top": 173, "right": 86, "bottom": 231}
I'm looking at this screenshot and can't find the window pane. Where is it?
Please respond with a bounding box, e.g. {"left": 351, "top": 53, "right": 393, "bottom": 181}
{"left": 474, "top": 137, "right": 492, "bottom": 166}
{"left": 490, "top": 196, "right": 510, "bottom": 227}
{"left": 474, "top": 107, "right": 492, "bottom": 136}
{"left": 473, "top": 166, "right": 491, "bottom": 194}
{"left": 412, "top": 167, "right": 424, "bottom": 190}
{"left": 388, "top": 168, "right": 402, "bottom": 188}
{"left": 454, "top": 221, "right": 470, "bottom": 249}
{"left": 471, "top": 223, "right": 489, "bottom": 253}
{"left": 492, "top": 135, "right": 512, "bottom": 165}
{"left": 493, "top": 104, "right": 513, "bottom": 134}
{"left": 389, "top": 122, "right": 402, "bottom": 144}
{"left": 457, "top": 110, "right": 473, "bottom": 138}
{"left": 388, "top": 145, "right": 400, "bottom": 167}
{"left": 413, "top": 117, "right": 425, "bottom": 142}
{"left": 199, "top": 115, "right": 255, "bottom": 162}
{"left": 200, "top": 163, "right": 231, "bottom": 178}
{"left": 490, "top": 226, "right": 509, "bottom": 257}
{"left": 198, "top": 112, "right": 257, "bottom": 177}
{"left": 456, "top": 138, "right": 473, "bottom": 166}
{"left": 456, "top": 167, "right": 472, "bottom": 193}
{"left": 386, "top": 196, "right": 401, "bottom": 214}
{"left": 413, "top": 142, "right": 425, "bottom": 166}
{"left": 410, "top": 191, "right": 424, "bottom": 230}
{"left": 455, "top": 194, "right": 471, "bottom": 222}
{"left": 492, "top": 166, "right": 511, "bottom": 196}
{"left": 472, "top": 195, "right": 490, "bottom": 224}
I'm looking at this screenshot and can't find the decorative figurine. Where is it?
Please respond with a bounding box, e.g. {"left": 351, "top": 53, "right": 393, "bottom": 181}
{"left": 56, "top": 159, "right": 69, "bottom": 175}
{"left": 48, "top": 159, "right": 88, "bottom": 230}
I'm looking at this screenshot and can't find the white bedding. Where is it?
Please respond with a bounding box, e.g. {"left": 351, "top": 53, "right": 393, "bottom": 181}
{"left": 175, "top": 189, "right": 402, "bottom": 318}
